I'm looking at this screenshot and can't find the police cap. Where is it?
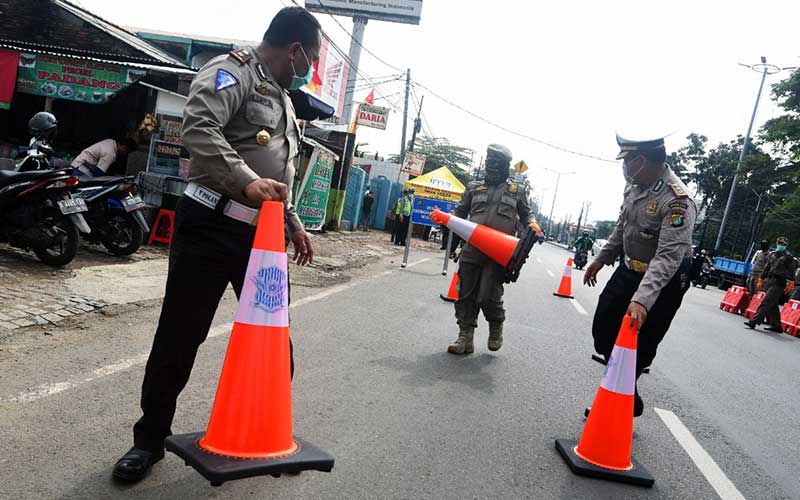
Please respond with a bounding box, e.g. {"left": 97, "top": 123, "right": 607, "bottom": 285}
{"left": 615, "top": 133, "right": 667, "bottom": 160}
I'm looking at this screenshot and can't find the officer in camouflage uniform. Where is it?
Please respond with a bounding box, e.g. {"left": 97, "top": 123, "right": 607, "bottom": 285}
{"left": 113, "top": 7, "right": 321, "bottom": 483}
{"left": 448, "top": 144, "right": 539, "bottom": 354}
{"left": 584, "top": 134, "right": 697, "bottom": 417}
{"left": 745, "top": 236, "right": 797, "bottom": 332}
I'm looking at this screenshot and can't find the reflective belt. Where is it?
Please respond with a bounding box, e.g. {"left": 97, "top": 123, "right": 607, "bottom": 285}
{"left": 624, "top": 255, "right": 649, "bottom": 274}
{"left": 184, "top": 183, "right": 259, "bottom": 225}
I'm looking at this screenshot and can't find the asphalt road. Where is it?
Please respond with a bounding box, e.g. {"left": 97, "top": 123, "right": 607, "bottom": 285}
{"left": 1, "top": 242, "right": 798, "bottom": 500}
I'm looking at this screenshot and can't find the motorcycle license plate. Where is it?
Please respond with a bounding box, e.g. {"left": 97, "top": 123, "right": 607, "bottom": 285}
{"left": 57, "top": 198, "right": 88, "bottom": 214}
{"left": 122, "top": 195, "right": 145, "bottom": 212}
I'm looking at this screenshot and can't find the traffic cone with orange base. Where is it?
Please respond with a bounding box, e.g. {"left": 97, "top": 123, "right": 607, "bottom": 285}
{"left": 429, "top": 208, "right": 537, "bottom": 283}
{"left": 555, "top": 315, "right": 654, "bottom": 487}
{"left": 440, "top": 262, "right": 459, "bottom": 302}
{"left": 165, "top": 201, "right": 334, "bottom": 487}
{"left": 553, "top": 258, "right": 574, "bottom": 298}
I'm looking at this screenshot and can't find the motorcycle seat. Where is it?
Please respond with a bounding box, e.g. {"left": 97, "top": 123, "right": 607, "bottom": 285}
{"left": 77, "top": 175, "right": 132, "bottom": 187}
{"left": 0, "top": 169, "right": 63, "bottom": 188}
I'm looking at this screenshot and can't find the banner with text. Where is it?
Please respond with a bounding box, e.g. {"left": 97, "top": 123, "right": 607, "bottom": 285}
{"left": 16, "top": 53, "right": 145, "bottom": 104}
{"left": 296, "top": 146, "right": 336, "bottom": 230}
{"left": 401, "top": 152, "right": 426, "bottom": 176}
{"left": 410, "top": 196, "right": 458, "bottom": 227}
{"left": 356, "top": 103, "right": 389, "bottom": 130}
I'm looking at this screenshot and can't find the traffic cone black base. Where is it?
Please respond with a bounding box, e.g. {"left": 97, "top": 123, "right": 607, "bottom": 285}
{"left": 553, "top": 292, "right": 574, "bottom": 299}
{"left": 166, "top": 433, "right": 334, "bottom": 487}
{"left": 555, "top": 439, "right": 654, "bottom": 488}
{"left": 440, "top": 293, "right": 456, "bottom": 302}
{"left": 591, "top": 354, "right": 649, "bottom": 373}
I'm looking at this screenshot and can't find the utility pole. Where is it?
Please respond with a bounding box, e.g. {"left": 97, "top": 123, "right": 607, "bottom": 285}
{"left": 340, "top": 16, "right": 368, "bottom": 125}
{"left": 715, "top": 57, "right": 795, "bottom": 252}
{"left": 575, "top": 201, "right": 585, "bottom": 241}
{"left": 546, "top": 172, "right": 560, "bottom": 241}
{"left": 408, "top": 95, "right": 423, "bottom": 153}
{"left": 399, "top": 68, "right": 411, "bottom": 170}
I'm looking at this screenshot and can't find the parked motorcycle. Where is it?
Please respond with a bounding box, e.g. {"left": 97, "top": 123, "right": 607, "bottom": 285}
{"left": 574, "top": 250, "right": 589, "bottom": 270}
{"left": 692, "top": 261, "right": 713, "bottom": 289}
{"left": 71, "top": 176, "right": 149, "bottom": 256}
{"left": 0, "top": 168, "right": 91, "bottom": 266}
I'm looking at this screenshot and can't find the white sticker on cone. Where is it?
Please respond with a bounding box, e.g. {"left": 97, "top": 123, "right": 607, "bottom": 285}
{"left": 600, "top": 345, "right": 636, "bottom": 395}
{"left": 447, "top": 216, "right": 477, "bottom": 242}
{"left": 235, "top": 249, "right": 289, "bottom": 328}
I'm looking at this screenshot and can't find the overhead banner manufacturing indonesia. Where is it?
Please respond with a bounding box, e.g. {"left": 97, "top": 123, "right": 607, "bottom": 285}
{"left": 305, "top": 0, "right": 423, "bottom": 25}
{"left": 296, "top": 146, "right": 336, "bottom": 230}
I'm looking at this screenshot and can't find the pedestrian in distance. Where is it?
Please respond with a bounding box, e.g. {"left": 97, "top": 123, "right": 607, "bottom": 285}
{"left": 745, "top": 236, "right": 797, "bottom": 332}
{"left": 112, "top": 6, "right": 321, "bottom": 483}
{"left": 447, "top": 144, "right": 540, "bottom": 354}
{"left": 583, "top": 133, "right": 696, "bottom": 418}
{"left": 748, "top": 239, "right": 770, "bottom": 295}
{"left": 360, "top": 189, "right": 374, "bottom": 230}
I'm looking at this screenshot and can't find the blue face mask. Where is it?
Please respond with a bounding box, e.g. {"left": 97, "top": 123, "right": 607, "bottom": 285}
{"left": 289, "top": 45, "right": 314, "bottom": 91}
{"left": 776, "top": 245, "right": 787, "bottom": 252}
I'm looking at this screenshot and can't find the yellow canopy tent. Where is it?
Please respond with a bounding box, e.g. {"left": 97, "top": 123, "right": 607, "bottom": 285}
{"left": 403, "top": 167, "right": 466, "bottom": 202}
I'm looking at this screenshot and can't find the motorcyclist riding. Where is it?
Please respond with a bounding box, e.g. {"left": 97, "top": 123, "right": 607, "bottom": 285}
{"left": 574, "top": 230, "right": 594, "bottom": 262}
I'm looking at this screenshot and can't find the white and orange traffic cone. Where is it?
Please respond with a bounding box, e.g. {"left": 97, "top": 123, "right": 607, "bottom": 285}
{"left": 429, "top": 208, "right": 537, "bottom": 283}
{"left": 553, "top": 258, "right": 574, "bottom": 298}
{"left": 440, "top": 262, "right": 459, "bottom": 302}
{"left": 555, "top": 315, "right": 654, "bottom": 487}
{"left": 165, "top": 201, "right": 334, "bottom": 486}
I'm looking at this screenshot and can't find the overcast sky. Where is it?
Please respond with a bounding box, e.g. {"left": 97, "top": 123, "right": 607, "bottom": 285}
{"left": 78, "top": 0, "right": 800, "bottom": 222}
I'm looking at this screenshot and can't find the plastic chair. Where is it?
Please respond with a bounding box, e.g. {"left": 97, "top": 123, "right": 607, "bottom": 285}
{"left": 148, "top": 209, "right": 175, "bottom": 247}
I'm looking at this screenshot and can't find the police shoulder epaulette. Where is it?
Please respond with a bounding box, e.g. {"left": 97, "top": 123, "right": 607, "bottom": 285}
{"left": 668, "top": 182, "right": 688, "bottom": 197}
{"left": 228, "top": 48, "right": 252, "bottom": 65}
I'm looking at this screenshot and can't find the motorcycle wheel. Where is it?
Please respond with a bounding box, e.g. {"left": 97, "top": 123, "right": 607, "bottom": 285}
{"left": 101, "top": 212, "right": 144, "bottom": 256}
{"left": 33, "top": 214, "right": 79, "bottom": 267}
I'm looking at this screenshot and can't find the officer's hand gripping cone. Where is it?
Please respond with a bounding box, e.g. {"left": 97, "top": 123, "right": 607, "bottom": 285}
{"left": 440, "top": 262, "right": 459, "bottom": 302}
{"left": 164, "top": 201, "right": 334, "bottom": 486}
{"left": 555, "top": 315, "right": 654, "bottom": 487}
{"left": 429, "top": 208, "right": 536, "bottom": 283}
{"left": 553, "top": 258, "right": 574, "bottom": 298}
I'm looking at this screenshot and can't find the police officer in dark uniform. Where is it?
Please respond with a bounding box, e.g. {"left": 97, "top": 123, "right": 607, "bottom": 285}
{"left": 112, "top": 7, "right": 322, "bottom": 483}
{"left": 745, "top": 236, "right": 797, "bottom": 332}
{"left": 448, "top": 144, "right": 540, "bottom": 354}
{"left": 584, "top": 134, "right": 697, "bottom": 417}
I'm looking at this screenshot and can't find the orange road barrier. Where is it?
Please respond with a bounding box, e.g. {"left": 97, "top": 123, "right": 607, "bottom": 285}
{"left": 165, "top": 201, "right": 334, "bottom": 487}
{"left": 556, "top": 315, "right": 655, "bottom": 487}
{"left": 429, "top": 208, "right": 537, "bottom": 283}
{"left": 780, "top": 300, "right": 800, "bottom": 336}
{"left": 719, "top": 285, "right": 749, "bottom": 315}
{"left": 553, "top": 258, "right": 575, "bottom": 299}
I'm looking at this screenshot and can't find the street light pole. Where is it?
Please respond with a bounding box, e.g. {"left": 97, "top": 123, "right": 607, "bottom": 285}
{"left": 714, "top": 57, "right": 791, "bottom": 252}
{"left": 546, "top": 172, "right": 560, "bottom": 240}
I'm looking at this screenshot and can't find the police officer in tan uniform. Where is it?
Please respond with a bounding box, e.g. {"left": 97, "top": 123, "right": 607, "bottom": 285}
{"left": 448, "top": 144, "right": 540, "bottom": 354}
{"left": 113, "top": 7, "right": 321, "bottom": 483}
{"left": 584, "top": 134, "right": 697, "bottom": 417}
{"left": 745, "top": 236, "right": 797, "bottom": 332}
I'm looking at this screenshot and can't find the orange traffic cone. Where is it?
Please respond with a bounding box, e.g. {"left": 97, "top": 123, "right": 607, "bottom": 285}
{"left": 429, "top": 208, "right": 537, "bottom": 283}
{"left": 555, "top": 315, "right": 654, "bottom": 487}
{"left": 553, "top": 258, "right": 574, "bottom": 298}
{"left": 440, "top": 262, "right": 459, "bottom": 302}
{"left": 165, "top": 201, "right": 334, "bottom": 486}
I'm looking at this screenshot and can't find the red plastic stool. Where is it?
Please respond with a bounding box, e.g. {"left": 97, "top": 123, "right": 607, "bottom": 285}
{"left": 148, "top": 209, "right": 175, "bottom": 247}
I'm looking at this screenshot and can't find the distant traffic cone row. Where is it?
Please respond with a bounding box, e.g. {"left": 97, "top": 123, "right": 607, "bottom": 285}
{"left": 555, "top": 315, "right": 654, "bottom": 487}
{"left": 440, "top": 262, "right": 459, "bottom": 302}
{"left": 553, "top": 258, "right": 574, "bottom": 298}
{"left": 165, "top": 201, "right": 334, "bottom": 486}
{"left": 429, "top": 208, "right": 537, "bottom": 283}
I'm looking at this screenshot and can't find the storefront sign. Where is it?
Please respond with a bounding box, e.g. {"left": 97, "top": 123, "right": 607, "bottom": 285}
{"left": 296, "top": 146, "right": 336, "bottom": 230}
{"left": 16, "top": 53, "right": 145, "bottom": 104}
{"left": 410, "top": 196, "right": 457, "bottom": 227}
{"left": 147, "top": 114, "right": 190, "bottom": 176}
{"left": 305, "top": 0, "right": 423, "bottom": 25}
{"left": 356, "top": 103, "right": 389, "bottom": 130}
{"left": 401, "top": 152, "right": 426, "bottom": 176}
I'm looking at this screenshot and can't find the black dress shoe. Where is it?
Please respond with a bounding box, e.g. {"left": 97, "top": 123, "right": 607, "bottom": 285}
{"left": 112, "top": 447, "right": 164, "bottom": 483}
{"left": 744, "top": 321, "right": 756, "bottom": 329}
{"left": 634, "top": 390, "right": 644, "bottom": 417}
{"left": 766, "top": 325, "right": 783, "bottom": 333}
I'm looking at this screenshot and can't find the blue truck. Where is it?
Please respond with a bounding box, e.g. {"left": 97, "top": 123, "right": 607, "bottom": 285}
{"left": 713, "top": 256, "right": 752, "bottom": 290}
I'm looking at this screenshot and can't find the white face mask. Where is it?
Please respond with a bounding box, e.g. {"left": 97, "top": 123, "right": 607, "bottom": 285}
{"left": 622, "top": 156, "right": 644, "bottom": 184}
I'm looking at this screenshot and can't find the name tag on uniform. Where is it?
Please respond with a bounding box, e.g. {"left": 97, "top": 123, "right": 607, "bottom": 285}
{"left": 191, "top": 184, "right": 221, "bottom": 209}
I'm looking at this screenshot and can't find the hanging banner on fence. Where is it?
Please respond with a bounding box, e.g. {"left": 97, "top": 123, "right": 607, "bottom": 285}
{"left": 356, "top": 103, "right": 389, "bottom": 130}
{"left": 16, "top": 53, "right": 145, "bottom": 104}
{"left": 401, "top": 152, "right": 426, "bottom": 176}
{"left": 296, "top": 146, "right": 336, "bottom": 230}
{"left": 410, "top": 196, "right": 458, "bottom": 227}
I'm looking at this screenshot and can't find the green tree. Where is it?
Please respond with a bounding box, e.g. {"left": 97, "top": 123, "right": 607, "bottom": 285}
{"left": 594, "top": 220, "right": 617, "bottom": 240}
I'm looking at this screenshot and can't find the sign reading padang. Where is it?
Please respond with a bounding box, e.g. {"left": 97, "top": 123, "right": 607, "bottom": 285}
{"left": 356, "top": 103, "right": 389, "bottom": 130}
{"left": 16, "top": 53, "right": 145, "bottom": 104}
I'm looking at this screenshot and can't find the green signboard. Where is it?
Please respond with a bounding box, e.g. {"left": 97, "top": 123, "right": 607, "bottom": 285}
{"left": 16, "top": 53, "right": 145, "bottom": 104}
{"left": 296, "top": 146, "right": 336, "bottom": 231}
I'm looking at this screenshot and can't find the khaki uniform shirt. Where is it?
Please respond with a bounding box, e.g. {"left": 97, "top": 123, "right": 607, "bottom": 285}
{"left": 454, "top": 179, "right": 535, "bottom": 264}
{"left": 182, "top": 48, "right": 302, "bottom": 232}
{"left": 762, "top": 252, "right": 797, "bottom": 282}
{"left": 71, "top": 138, "right": 117, "bottom": 174}
{"left": 597, "top": 167, "right": 697, "bottom": 310}
{"left": 750, "top": 250, "right": 768, "bottom": 275}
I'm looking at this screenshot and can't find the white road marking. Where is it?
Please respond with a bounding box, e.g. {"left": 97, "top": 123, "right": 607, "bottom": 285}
{"left": 536, "top": 257, "right": 542, "bottom": 264}
{"left": 546, "top": 269, "right": 555, "bottom": 277}
{"left": 570, "top": 298, "right": 587, "bottom": 315}
{"left": 654, "top": 408, "right": 746, "bottom": 500}
{"left": 4, "top": 260, "right": 422, "bottom": 404}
